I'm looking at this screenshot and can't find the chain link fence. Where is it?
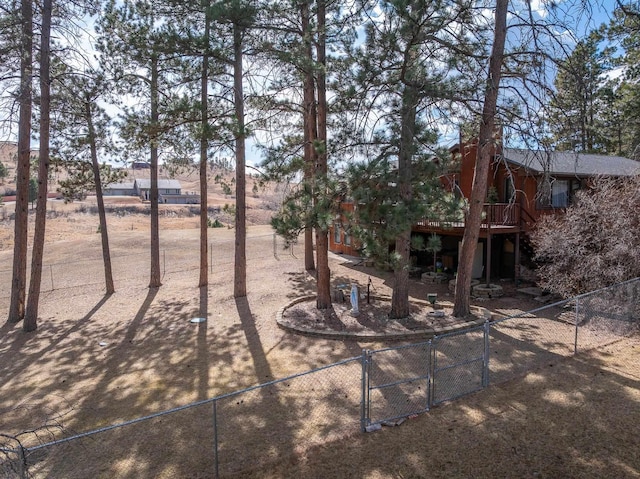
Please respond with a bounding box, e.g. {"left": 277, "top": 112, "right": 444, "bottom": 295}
{"left": 363, "top": 278, "right": 639, "bottom": 428}
{"left": 213, "top": 357, "right": 362, "bottom": 477}
{"left": 2, "top": 278, "right": 638, "bottom": 477}
{"left": 0, "top": 233, "right": 297, "bottom": 298}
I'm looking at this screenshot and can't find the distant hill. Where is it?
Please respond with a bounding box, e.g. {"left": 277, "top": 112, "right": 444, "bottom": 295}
{"left": 0, "top": 141, "right": 287, "bottom": 225}
{"left": 0, "top": 141, "right": 40, "bottom": 195}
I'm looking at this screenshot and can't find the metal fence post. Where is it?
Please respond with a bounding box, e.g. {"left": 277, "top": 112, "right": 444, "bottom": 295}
{"left": 426, "top": 340, "right": 433, "bottom": 410}
{"left": 574, "top": 298, "right": 580, "bottom": 355}
{"left": 162, "top": 250, "right": 166, "bottom": 279}
{"left": 273, "top": 233, "right": 277, "bottom": 259}
{"left": 213, "top": 399, "right": 219, "bottom": 479}
{"left": 360, "top": 349, "right": 369, "bottom": 432}
{"left": 18, "top": 445, "right": 28, "bottom": 479}
{"left": 482, "top": 321, "right": 490, "bottom": 388}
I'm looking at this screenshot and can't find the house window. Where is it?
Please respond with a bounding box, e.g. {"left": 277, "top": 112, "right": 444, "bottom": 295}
{"left": 344, "top": 229, "right": 351, "bottom": 246}
{"left": 453, "top": 178, "right": 462, "bottom": 198}
{"left": 551, "top": 180, "right": 569, "bottom": 207}
{"left": 504, "top": 177, "right": 514, "bottom": 203}
{"left": 334, "top": 223, "right": 341, "bottom": 244}
{"left": 537, "top": 178, "right": 581, "bottom": 208}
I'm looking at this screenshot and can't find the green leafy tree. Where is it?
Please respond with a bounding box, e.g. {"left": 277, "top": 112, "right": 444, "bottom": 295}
{"left": 28, "top": 177, "right": 37, "bottom": 207}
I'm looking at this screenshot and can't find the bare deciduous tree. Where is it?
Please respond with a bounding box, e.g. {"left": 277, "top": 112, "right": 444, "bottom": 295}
{"left": 532, "top": 175, "right": 640, "bottom": 297}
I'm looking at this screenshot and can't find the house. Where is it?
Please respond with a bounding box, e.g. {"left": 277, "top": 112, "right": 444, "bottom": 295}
{"left": 329, "top": 200, "right": 359, "bottom": 256}
{"left": 102, "top": 178, "right": 199, "bottom": 204}
{"left": 132, "top": 161, "right": 151, "bottom": 169}
{"left": 330, "top": 139, "right": 640, "bottom": 282}
{"left": 103, "top": 182, "right": 136, "bottom": 196}
{"left": 134, "top": 179, "right": 182, "bottom": 201}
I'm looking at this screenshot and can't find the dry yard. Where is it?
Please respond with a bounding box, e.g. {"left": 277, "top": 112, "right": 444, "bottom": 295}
{"left": 0, "top": 204, "right": 639, "bottom": 478}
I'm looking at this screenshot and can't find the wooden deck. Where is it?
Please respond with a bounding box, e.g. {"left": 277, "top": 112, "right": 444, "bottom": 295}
{"left": 414, "top": 203, "right": 524, "bottom": 236}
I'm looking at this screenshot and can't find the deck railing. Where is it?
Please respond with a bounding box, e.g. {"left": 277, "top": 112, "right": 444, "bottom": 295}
{"left": 416, "top": 203, "right": 521, "bottom": 230}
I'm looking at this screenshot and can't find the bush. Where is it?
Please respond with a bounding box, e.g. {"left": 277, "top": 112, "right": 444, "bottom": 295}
{"left": 531, "top": 175, "right": 640, "bottom": 297}
{"left": 208, "top": 218, "right": 224, "bottom": 228}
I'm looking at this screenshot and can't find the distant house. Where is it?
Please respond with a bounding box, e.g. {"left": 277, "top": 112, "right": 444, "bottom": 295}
{"left": 103, "top": 182, "right": 136, "bottom": 196}
{"left": 102, "top": 178, "right": 199, "bottom": 204}
{"left": 134, "top": 179, "right": 182, "bottom": 201}
{"left": 330, "top": 139, "right": 640, "bottom": 281}
{"left": 132, "top": 161, "right": 150, "bottom": 169}
{"left": 158, "top": 193, "right": 200, "bottom": 205}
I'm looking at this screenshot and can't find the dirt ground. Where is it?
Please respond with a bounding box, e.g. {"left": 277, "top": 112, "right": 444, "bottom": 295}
{"left": 0, "top": 194, "right": 639, "bottom": 477}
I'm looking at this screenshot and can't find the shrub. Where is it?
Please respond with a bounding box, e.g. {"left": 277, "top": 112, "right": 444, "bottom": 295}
{"left": 531, "top": 175, "right": 640, "bottom": 297}
{"left": 208, "top": 218, "right": 224, "bottom": 228}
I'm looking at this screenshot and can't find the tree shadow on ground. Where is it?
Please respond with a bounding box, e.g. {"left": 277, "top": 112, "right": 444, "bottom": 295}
{"left": 240, "top": 336, "right": 640, "bottom": 479}
{"left": 18, "top": 286, "right": 255, "bottom": 479}
{"left": 197, "top": 285, "right": 208, "bottom": 401}
{"left": 0, "top": 294, "right": 113, "bottom": 390}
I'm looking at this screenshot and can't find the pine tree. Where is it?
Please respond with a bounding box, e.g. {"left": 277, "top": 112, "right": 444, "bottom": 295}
{"left": 50, "top": 67, "right": 124, "bottom": 295}
{"left": 8, "top": 0, "right": 33, "bottom": 323}
{"left": 263, "top": 0, "right": 361, "bottom": 309}
{"left": 606, "top": 4, "right": 640, "bottom": 159}
{"left": 23, "top": 0, "right": 52, "bottom": 332}
{"left": 547, "top": 33, "right": 608, "bottom": 153}
{"left": 208, "top": 0, "right": 258, "bottom": 299}
{"left": 0, "top": 161, "right": 7, "bottom": 182}
{"left": 97, "top": 0, "right": 199, "bottom": 289}
{"left": 198, "top": 3, "right": 212, "bottom": 288}
{"left": 254, "top": 0, "right": 332, "bottom": 274}
{"left": 453, "top": 0, "right": 508, "bottom": 318}
{"left": 337, "top": 0, "right": 482, "bottom": 318}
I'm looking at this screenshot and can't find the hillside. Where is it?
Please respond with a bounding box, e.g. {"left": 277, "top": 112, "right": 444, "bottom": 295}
{"left": 0, "top": 142, "right": 289, "bottom": 251}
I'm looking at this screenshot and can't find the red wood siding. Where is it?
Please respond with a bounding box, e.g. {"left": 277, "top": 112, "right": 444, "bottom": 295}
{"left": 328, "top": 201, "right": 361, "bottom": 256}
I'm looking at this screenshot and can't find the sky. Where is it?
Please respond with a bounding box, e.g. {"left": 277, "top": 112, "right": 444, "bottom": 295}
{"left": 0, "top": 0, "right": 624, "bottom": 168}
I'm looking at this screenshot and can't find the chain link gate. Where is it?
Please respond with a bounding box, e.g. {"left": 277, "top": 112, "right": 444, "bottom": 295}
{"left": 432, "top": 323, "right": 489, "bottom": 406}
{"left": 362, "top": 342, "right": 433, "bottom": 429}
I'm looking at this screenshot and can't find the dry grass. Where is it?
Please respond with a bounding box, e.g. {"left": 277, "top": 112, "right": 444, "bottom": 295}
{"left": 0, "top": 188, "right": 639, "bottom": 477}
{"left": 245, "top": 336, "right": 640, "bottom": 479}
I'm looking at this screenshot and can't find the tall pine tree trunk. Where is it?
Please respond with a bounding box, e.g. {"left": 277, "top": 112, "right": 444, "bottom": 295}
{"left": 390, "top": 84, "right": 418, "bottom": 319}
{"left": 87, "top": 96, "right": 115, "bottom": 295}
{"left": 314, "top": 0, "right": 331, "bottom": 309}
{"left": 453, "top": 0, "right": 507, "bottom": 317}
{"left": 23, "top": 0, "right": 52, "bottom": 332}
{"left": 8, "top": 0, "right": 33, "bottom": 323}
{"left": 199, "top": 13, "right": 210, "bottom": 288}
{"left": 149, "top": 54, "right": 162, "bottom": 288}
{"left": 301, "top": 0, "right": 316, "bottom": 272}
{"left": 233, "top": 23, "right": 247, "bottom": 298}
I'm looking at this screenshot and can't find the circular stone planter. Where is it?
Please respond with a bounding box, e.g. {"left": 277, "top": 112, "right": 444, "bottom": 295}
{"left": 421, "top": 272, "right": 449, "bottom": 284}
{"left": 276, "top": 295, "right": 492, "bottom": 341}
{"left": 472, "top": 283, "right": 504, "bottom": 299}
{"left": 448, "top": 278, "right": 480, "bottom": 294}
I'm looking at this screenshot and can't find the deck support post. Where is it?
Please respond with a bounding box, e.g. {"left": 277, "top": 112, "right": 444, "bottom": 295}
{"left": 514, "top": 232, "right": 520, "bottom": 285}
